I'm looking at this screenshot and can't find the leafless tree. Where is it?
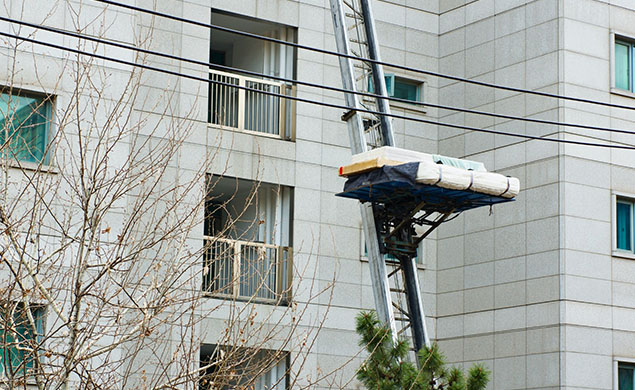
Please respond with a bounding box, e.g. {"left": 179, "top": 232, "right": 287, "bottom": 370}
{"left": 0, "top": 2, "right": 335, "bottom": 389}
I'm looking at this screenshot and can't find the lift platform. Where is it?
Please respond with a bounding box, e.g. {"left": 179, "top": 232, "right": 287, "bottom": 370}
{"left": 337, "top": 162, "right": 515, "bottom": 213}
{"left": 328, "top": 0, "right": 520, "bottom": 360}
{"left": 336, "top": 157, "right": 518, "bottom": 353}
{"left": 337, "top": 162, "right": 515, "bottom": 257}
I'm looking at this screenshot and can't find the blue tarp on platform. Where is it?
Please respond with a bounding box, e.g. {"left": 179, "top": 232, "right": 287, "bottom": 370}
{"left": 336, "top": 162, "right": 513, "bottom": 213}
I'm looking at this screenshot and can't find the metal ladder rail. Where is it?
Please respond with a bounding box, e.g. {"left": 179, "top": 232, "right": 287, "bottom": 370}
{"left": 343, "top": 0, "right": 386, "bottom": 149}
{"left": 340, "top": 1, "right": 415, "bottom": 346}
{"left": 329, "top": 0, "right": 397, "bottom": 342}
{"left": 329, "top": 0, "right": 430, "bottom": 357}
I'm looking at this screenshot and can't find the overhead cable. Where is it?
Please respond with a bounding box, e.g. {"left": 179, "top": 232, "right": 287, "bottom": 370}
{"left": 1, "top": 30, "right": 634, "bottom": 150}
{"left": 93, "top": 0, "right": 635, "bottom": 112}
{"left": 3, "top": 15, "right": 634, "bottom": 138}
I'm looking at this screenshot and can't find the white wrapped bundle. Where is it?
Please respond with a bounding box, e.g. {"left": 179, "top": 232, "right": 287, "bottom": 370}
{"left": 342, "top": 147, "right": 520, "bottom": 199}
{"left": 471, "top": 171, "right": 520, "bottom": 198}
{"left": 416, "top": 163, "right": 472, "bottom": 190}
{"left": 416, "top": 162, "right": 519, "bottom": 198}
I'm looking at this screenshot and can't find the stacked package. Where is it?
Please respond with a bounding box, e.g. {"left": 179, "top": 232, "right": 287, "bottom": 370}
{"left": 339, "top": 147, "right": 520, "bottom": 199}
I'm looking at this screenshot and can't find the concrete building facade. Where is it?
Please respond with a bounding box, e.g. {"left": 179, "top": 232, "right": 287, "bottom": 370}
{"left": 2, "top": 0, "right": 635, "bottom": 389}
{"left": 436, "top": 1, "right": 635, "bottom": 389}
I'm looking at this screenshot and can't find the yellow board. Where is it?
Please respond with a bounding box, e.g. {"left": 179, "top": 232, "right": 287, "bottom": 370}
{"left": 339, "top": 157, "right": 403, "bottom": 177}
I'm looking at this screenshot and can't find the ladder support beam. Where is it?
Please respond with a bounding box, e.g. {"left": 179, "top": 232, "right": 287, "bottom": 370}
{"left": 329, "top": 0, "right": 397, "bottom": 339}
{"left": 400, "top": 256, "right": 430, "bottom": 353}
{"left": 330, "top": 0, "right": 432, "bottom": 361}
{"left": 360, "top": 203, "right": 397, "bottom": 337}
{"left": 359, "top": 0, "right": 394, "bottom": 146}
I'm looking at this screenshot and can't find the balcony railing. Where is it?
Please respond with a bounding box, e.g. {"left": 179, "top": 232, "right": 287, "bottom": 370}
{"left": 203, "top": 236, "right": 292, "bottom": 304}
{"left": 209, "top": 69, "right": 295, "bottom": 139}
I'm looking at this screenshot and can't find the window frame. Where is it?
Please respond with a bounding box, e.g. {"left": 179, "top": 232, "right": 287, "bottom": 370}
{"left": 612, "top": 192, "right": 635, "bottom": 259}
{"left": 0, "top": 86, "right": 55, "bottom": 169}
{"left": 611, "top": 31, "right": 635, "bottom": 98}
{"left": 203, "top": 174, "right": 294, "bottom": 305}
{"left": 367, "top": 73, "right": 425, "bottom": 111}
{"left": 359, "top": 228, "right": 426, "bottom": 269}
{"left": 391, "top": 75, "right": 422, "bottom": 102}
{"left": 200, "top": 344, "right": 289, "bottom": 390}
{"left": 615, "top": 358, "right": 635, "bottom": 390}
{"left": 0, "top": 303, "right": 46, "bottom": 378}
{"left": 208, "top": 10, "right": 297, "bottom": 142}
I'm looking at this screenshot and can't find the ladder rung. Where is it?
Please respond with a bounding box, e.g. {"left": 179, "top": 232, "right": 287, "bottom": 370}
{"left": 342, "top": 1, "right": 363, "bottom": 17}
{"left": 353, "top": 64, "right": 370, "bottom": 70}
{"left": 395, "top": 317, "right": 410, "bottom": 322}
{"left": 390, "top": 288, "right": 406, "bottom": 293}
{"left": 347, "top": 22, "right": 363, "bottom": 31}
{"left": 397, "top": 323, "right": 411, "bottom": 336}
{"left": 387, "top": 267, "right": 401, "bottom": 278}
{"left": 391, "top": 302, "right": 410, "bottom": 317}
{"left": 344, "top": 13, "right": 364, "bottom": 20}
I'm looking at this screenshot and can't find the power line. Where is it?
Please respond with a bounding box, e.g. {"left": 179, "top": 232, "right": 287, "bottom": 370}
{"left": 1, "top": 30, "right": 634, "bottom": 150}
{"left": 4, "top": 15, "right": 635, "bottom": 138}
{"left": 94, "top": 0, "right": 635, "bottom": 112}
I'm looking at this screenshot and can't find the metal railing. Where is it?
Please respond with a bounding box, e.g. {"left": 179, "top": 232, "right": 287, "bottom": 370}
{"left": 209, "top": 69, "right": 295, "bottom": 139}
{"left": 203, "top": 236, "right": 292, "bottom": 304}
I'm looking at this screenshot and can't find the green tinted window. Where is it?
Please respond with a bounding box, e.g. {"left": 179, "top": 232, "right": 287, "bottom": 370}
{"left": 617, "top": 201, "right": 633, "bottom": 250}
{"left": 385, "top": 75, "right": 394, "bottom": 96}
{"left": 619, "top": 363, "right": 635, "bottom": 390}
{"left": 367, "top": 74, "right": 394, "bottom": 95}
{"left": 617, "top": 200, "right": 634, "bottom": 251}
{"left": 0, "top": 305, "right": 44, "bottom": 376}
{"left": 0, "top": 91, "right": 51, "bottom": 164}
{"left": 363, "top": 243, "right": 422, "bottom": 264}
{"left": 393, "top": 78, "right": 419, "bottom": 101}
{"left": 616, "top": 41, "right": 631, "bottom": 91}
{"left": 368, "top": 74, "right": 421, "bottom": 102}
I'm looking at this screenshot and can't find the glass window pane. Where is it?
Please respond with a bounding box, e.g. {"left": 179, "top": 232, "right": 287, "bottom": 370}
{"left": 254, "top": 358, "right": 287, "bottom": 390}
{"left": 367, "top": 74, "right": 393, "bottom": 95}
{"left": 619, "top": 365, "right": 635, "bottom": 390}
{"left": 393, "top": 78, "right": 419, "bottom": 101}
{"left": 363, "top": 243, "right": 419, "bottom": 262}
{"left": 384, "top": 74, "right": 394, "bottom": 96}
{"left": 616, "top": 42, "right": 631, "bottom": 91}
{"left": 0, "top": 92, "right": 50, "bottom": 163}
{"left": 617, "top": 201, "right": 633, "bottom": 251}
{"left": 210, "top": 50, "right": 226, "bottom": 66}
{"left": 14, "top": 309, "right": 35, "bottom": 371}
{"left": 0, "top": 305, "right": 43, "bottom": 376}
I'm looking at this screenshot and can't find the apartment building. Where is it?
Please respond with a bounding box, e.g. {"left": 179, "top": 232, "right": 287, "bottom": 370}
{"left": 1, "top": 0, "right": 635, "bottom": 389}
{"left": 435, "top": 1, "right": 635, "bottom": 389}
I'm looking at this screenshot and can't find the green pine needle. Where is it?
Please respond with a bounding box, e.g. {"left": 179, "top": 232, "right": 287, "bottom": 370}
{"left": 355, "top": 311, "right": 491, "bottom": 390}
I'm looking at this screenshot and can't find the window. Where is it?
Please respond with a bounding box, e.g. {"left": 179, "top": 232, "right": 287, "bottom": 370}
{"left": 209, "top": 11, "right": 296, "bottom": 139}
{"left": 369, "top": 73, "right": 422, "bottom": 102}
{"left": 0, "top": 303, "right": 45, "bottom": 377}
{"left": 616, "top": 198, "right": 634, "bottom": 253}
{"left": 616, "top": 39, "right": 634, "bottom": 92}
{"left": 361, "top": 232, "right": 425, "bottom": 266}
{"left": 200, "top": 345, "right": 288, "bottom": 390}
{"left": 203, "top": 175, "right": 293, "bottom": 304}
{"left": 0, "top": 90, "right": 52, "bottom": 164}
{"left": 619, "top": 362, "right": 635, "bottom": 390}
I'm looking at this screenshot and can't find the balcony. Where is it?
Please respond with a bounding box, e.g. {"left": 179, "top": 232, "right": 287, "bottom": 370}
{"left": 203, "top": 237, "right": 292, "bottom": 304}
{"left": 209, "top": 10, "right": 297, "bottom": 140}
{"left": 209, "top": 69, "right": 295, "bottom": 139}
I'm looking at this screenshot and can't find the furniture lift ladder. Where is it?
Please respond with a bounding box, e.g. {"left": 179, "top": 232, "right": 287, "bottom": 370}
{"left": 328, "top": 0, "right": 434, "bottom": 357}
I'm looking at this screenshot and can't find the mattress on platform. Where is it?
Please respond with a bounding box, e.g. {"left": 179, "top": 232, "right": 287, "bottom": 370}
{"left": 350, "top": 146, "right": 434, "bottom": 165}
{"left": 340, "top": 146, "right": 520, "bottom": 199}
